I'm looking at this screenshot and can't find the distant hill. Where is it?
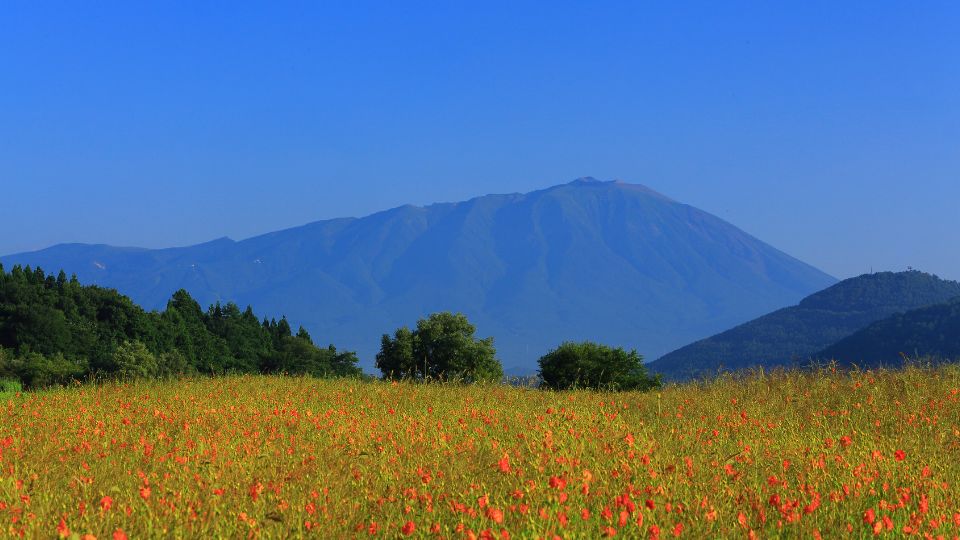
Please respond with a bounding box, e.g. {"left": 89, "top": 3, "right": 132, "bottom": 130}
{"left": 817, "top": 297, "right": 960, "bottom": 367}
{"left": 649, "top": 271, "right": 960, "bottom": 380}
{"left": 0, "top": 178, "right": 836, "bottom": 374}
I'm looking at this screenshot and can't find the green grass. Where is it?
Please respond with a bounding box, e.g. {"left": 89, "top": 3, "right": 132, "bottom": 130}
{"left": 0, "top": 378, "right": 21, "bottom": 399}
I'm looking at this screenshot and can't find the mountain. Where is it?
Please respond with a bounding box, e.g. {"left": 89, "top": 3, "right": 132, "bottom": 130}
{"left": 0, "top": 178, "right": 836, "bottom": 374}
{"left": 817, "top": 297, "right": 960, "bottom": 367}
{"left": 649, "top": 271, "right": 960, "bottom": 380}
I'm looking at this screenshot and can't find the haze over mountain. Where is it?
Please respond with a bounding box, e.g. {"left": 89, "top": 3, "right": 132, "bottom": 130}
{"left": 0, "top": 178, "right": 836, "bottom": 373}
{"left": 650, "top": 271, "right": 960, "bottom": 380}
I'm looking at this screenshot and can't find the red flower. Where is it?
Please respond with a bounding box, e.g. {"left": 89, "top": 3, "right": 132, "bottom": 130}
{"left": 139, "top": 486, "right": 151, "bottom": 500}
{"left": 401, "top": 521, "right": 415, "bottom": 535}
{"left": 57, "top": 518, "right": 70, "bottom": 538}
{"left": 498, "top": 454, "right": 511, "bottom": 473}
{"left": 100, "top": 495, "right": 114, "bottom": 511}
{"left": 249, "top": 482, "right": 263, "bottom": 501}
{"left": 894, "top": 449, "right": 906, "bottom": 461}
{"left": 113, "top": 530, "right": 128, "bottom": 540}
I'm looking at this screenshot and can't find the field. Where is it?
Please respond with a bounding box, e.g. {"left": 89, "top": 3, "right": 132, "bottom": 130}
{"left": 1, "top": 366, "right": 959, "bottom": 539}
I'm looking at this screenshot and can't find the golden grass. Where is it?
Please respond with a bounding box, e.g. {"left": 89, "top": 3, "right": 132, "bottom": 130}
{"left": 1, "top": 365, "right": 959, "bottom": 538}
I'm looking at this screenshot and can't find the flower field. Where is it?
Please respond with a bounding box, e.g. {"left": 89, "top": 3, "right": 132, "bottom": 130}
{"left": 1, "top": 365, "right": 959, "bottom": 539}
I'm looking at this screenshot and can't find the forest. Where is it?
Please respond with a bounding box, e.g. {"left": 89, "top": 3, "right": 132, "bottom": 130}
{"left": 0, "top": 264, "right": 361, "bottom": 388}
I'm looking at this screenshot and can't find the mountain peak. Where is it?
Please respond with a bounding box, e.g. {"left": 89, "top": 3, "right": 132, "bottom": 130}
{"left": 570, "top": 176, "right": 604, "bottom": 184}
{"left": 0, "top": 179, "right": 836, "bottom": 373}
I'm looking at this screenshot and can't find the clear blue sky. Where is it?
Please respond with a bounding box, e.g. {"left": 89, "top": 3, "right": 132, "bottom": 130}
{"left": 2, "top": 1, "right": 958, "bottom": 280}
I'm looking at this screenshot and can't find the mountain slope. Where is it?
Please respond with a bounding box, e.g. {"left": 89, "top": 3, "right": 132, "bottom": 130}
{"left": 817, "top": 297, "right": 960, "bottom": 366}
{"left": 1, "top": 178, "right": 836, "bottom": 373}
{"left": 649, "top": 271, "right": 960, "bottom": 380}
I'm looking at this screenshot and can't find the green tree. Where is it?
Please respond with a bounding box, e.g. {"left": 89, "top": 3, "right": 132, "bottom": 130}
{"left": 114, "top": 340, "right": 159, "bottom": 379}
{"left": 15, "top": 351, "right": 85, "bottom": 389}
{"left": 0, "top": 265, "right": 358, "bottom": 387}
{"left": 377, "top": 312, "right": 502, "bottom": 383}
{"left": 375, "top": 326, "right": 416, "bottom": 378}
{"left": 538, "top": 341, "right": 660, "bottom": 391}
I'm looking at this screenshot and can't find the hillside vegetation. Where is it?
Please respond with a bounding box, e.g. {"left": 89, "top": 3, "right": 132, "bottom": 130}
{"left": 0, "top": 365, "right": 957, "bottom": 538}
{"left": 651, "top": 271, "right": 960, "bottom": 380}
{"left": 819, "top": 297, "right": 960, "bottom": 366}
{"left": 0, "top": 264, "right": 360, "bottom": 388}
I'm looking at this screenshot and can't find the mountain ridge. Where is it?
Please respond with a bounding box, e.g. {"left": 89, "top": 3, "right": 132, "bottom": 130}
{"left": 1, "top": 179, "right": 836, "bottom": 373}
{"left": 817, "top": 296, "right": 960, "bottom": 366}
{"left": 650, "top": 270, "right": 960, "bottom": 380}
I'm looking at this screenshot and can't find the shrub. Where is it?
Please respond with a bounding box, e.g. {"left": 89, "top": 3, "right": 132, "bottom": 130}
{"left": 538, "top": 341, "right": 661, "bottom": 391}
{"left": 15, "top": 351, "right": 86, "bottom": 389}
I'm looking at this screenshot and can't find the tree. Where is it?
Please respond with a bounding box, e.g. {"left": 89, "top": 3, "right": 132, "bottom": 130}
{"left": 376, "top": 326, "right": 416, "bottom": 378}
{"left": 0, "top": 265, "right": 359, "bottom": 387}
{"left": 377, "top": 312, "right": 502, "bottom": 383}
{"left": 114, "top": 340, "right": 159, "bottom": 379}
{"left": 538, "top": 341, "right": 660, "bottom": 391}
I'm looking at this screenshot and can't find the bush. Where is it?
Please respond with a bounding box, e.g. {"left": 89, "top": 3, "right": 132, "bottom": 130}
{"left": 14, "top": 351, "right": 86, "bottom": 389}
{"left": 538, "top": 341, "right": 661, "bottom": 391}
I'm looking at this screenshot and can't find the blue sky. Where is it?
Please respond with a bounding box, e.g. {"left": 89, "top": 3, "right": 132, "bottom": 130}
{"left": 2, "top": 1, "right": 958, "bottom": 280}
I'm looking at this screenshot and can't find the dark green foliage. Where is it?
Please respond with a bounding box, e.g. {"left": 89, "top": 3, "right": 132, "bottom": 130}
{"left": 538, "top": 341, "right": 660, "bottom": 391}
{"left": 0, "top": 265, "right": 361, "bottom": 388}
{"left": 376, "top": 312, "right": 503, "bottom": 383}
{"left": 817, "top": 297, "right": 960, "bottom": 367}
{"left": 651, "top": 271, "right": 960, "bottom": 381}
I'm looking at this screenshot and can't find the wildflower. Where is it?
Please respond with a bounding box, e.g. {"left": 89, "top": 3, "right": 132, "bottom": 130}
{"left": 113, "top": 530, "right": 128, "bottom": 540}
{"left": 401, "top": 520, "right": 415, "bottom": 535}
{"left": 894, "top": 449, "right": 906, "bottom": 461}
{"left": 249, "top": 482, "right": 264, "bottom": 501}
{"left": 57, "top": 518, "right": 70, "bottom": 538}
{"left": 139, "top": 486, "right": 151, "bottom": 500}
{"left": 100, "top": 496, "right": 113, "bottom": 511}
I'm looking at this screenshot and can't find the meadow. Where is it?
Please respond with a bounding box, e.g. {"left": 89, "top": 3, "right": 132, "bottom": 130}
{"left": 1, "top": 365, "right": 959, "bottom": 539}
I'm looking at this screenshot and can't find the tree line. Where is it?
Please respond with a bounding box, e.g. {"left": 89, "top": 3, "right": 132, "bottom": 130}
{"left": 0, "top": 264, "right": 660, "bottom": 391}
{"left": 0, "top": 264, "right": 360, "bottom": 388}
